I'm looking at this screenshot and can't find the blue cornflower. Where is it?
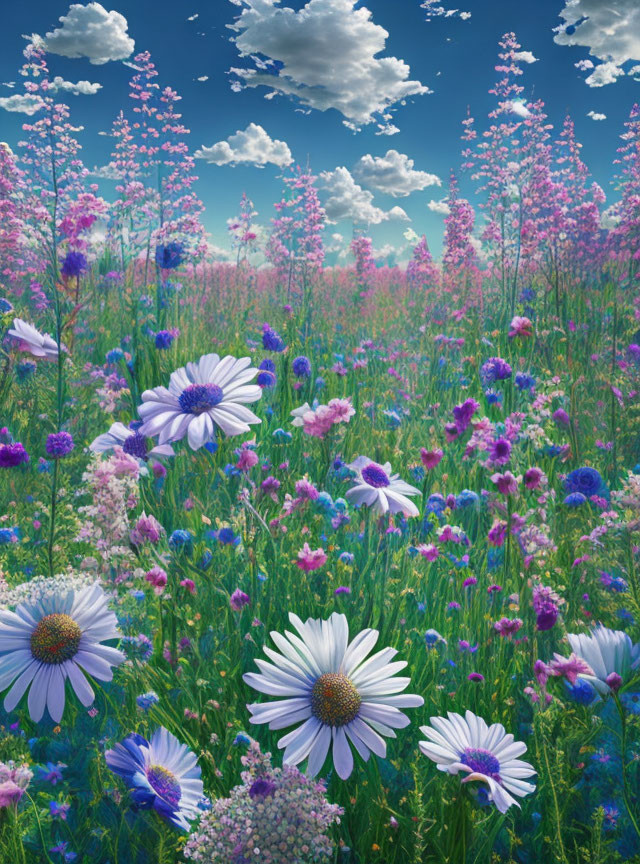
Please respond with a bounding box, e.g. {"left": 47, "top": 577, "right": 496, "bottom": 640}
{"left": 106, "top": 348, "right": 124, "bottom": 364}
{"left": 60, "top": 251, "right": 88, "bottom": 279}
{"left": 168, "top": 530, "right": 193, "bottom": 553}
{"left": 105, "top": 728, "right": 203, "bottom": 831}
{"left": 155, "top": 330, "right": 175, "bottom": 350}
{"left": 565, "top": 679, "right": 596, "bottom": 705}
{"left": 456, "top": 489, "right": 479, "bottom": 508}
{"left": 564, "top": 492, "right": 587, "bottom": 508}
{"left": 515, "top": 372, "right": 535, "bottom": 390}
{"left": 262, "top": 324, "right": 286, "bottom": 352}
{"left": 292, "top": 355, "right": 311, "bottom": 378}
{"left": 155, "top": 242, "right": 184, "bottom": 270}
{"left": 16, "top": 361, "right": 36, "bottom": 380}
{"left": 215, "top": 527, "right": 240, "bottom": 546}
{"left": 136, "top": 691, "right": 160, "bottom": 711}
{"left": 564, "top": 467, "right": 606, "bottom": 499}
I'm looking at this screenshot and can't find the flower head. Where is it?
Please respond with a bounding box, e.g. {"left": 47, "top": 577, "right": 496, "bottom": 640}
{"left": 566, "top": 626, "right": 640, "bottom": 696}
{"left": 7, "top": 319, "right": 61, "bottom": 360}
{"left": 138, "top": 354, "right": 262, "bottom": 449}
{"left": 347, "top": 456, "right": 421, "bottom": 517}
{"left": 0, "top": 578, "right": 125, "bottom": 723}
{"left": 105, "top": 727, "right": 203, "bottom": 830}
{"left": 243, "top": 611, "right": 423, "bottom": 779}
{"left": 90, "top": 422, "right": 174, "bottom": 461}
{"left": 419, "top": 710, "right": 536, "bottom": 813}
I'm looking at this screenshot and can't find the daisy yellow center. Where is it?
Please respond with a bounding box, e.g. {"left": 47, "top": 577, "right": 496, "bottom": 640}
{"left": 147, "top": 764, "right": 182, "bottom": 806}
{"left": 30, "top": 613, "right": 82, "bottom": 665}
{"left": 311, "top": 673, "right": 361, "bottom": 727}
{"left": 179, "top": 383, "right": 224, "bottom": 415}
{"left": 361, "top": 463, "right": 390, "bottom": 488}
{"left": 461, "top": 747, "right": 501, "bottom": 777}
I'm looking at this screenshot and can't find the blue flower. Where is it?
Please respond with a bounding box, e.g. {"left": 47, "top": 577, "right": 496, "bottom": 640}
{"left": 292, "top": 355, "right": 311, "bottom": 378}
{"left": 106, "top": 348, "right": 124, "bottom": 364}
{"left": 215, "top": 527, "right": 240, "bottom": 546}
{"left": 233, "top": 732, "right": 251, "bottom": 747}
{"left": 168, "top": 530, "right": 193, "bottom": 553}
{"left": 456, "top": 489, "right": 479, "bottom": 508}
{"left": 136, "top": 691, "right": 160, "bottom": 711}
{"left": 155, "top": 330, "right": 175, "bottom": 350}
{"left": 564, "top": 492, "right": 587, "bottom": 508}
{"left": 262, "top": 324, "right": 286, "bottom": 352}
{"left": 565, "top": 466, "right": 606, "bottom": 499}
{"left": 155, "top": 242, "right": 184, "bottom": 270}
{"left": 515, "top": 372, "right": 535, "bottom": 390}
{"left": 565, "top": 679, "right": 596, "bottom": 705}
{"left": 61, "top": 251, "right": 88, "bottom": 279}
{"left": 105, "top": 728, "right": 203, "bottom": 831}
{"left": 16, "top": 361, "right": 36, "bottom": 381}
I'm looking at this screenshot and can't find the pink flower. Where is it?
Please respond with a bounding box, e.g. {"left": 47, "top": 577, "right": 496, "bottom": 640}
{"left": 548, "top": 653, "right": 594, "bottom": 685}
{"left": 524, "top": 467, "right": 545, "bottom": 489}
{"left": 0, "top": 780, "right": 24, "bottom": 808}
{"left": 491, "top": 471, "right": 519, "bottom": 496}
{"left": 236, "top": 448, "right": 259, "bottom": 471}
{"left": 130, "top": 512, "right": 163, "bottom": 545}
{"left": 494, "top": 617, "right": 523, "bottom": 637}
{"left": 295, "top": 542, "right": 327, "bottom": 572}
{"left": 420, "top": 447, "right": 443, "bottom": 469}
{"left": 508, "top": 316, "right": 533, "bottom": 338}
{"left": 145, "top": 566, "right": 167, "bottom": 595}
{"left": 417, "top": 543, "right": 439, "bottom": 561}
{"left": 180, "top": 578, "right": 196, "bottom": 594}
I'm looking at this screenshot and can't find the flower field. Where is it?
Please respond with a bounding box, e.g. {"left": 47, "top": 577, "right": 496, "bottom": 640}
{"left": 2, "top": 22, "right": 640, "bottom": 864}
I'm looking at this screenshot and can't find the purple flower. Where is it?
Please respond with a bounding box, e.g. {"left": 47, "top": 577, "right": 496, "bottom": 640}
{"left": 46, "top": 432, "right": 74, "bottom": 458}
{"left": 230, "top": 589, "right": 250, "bottom": 611}
{"left": 0, "top": 442, "right": 29, "bottom": 468}
{"left": 60, "top": 251, "right": 88, "bottom": 279}
{"left": 489, "top": 437, "right": 511, "bottom": 465}
{"left": 480, "top": 357, "right": 512, "bottom": 384}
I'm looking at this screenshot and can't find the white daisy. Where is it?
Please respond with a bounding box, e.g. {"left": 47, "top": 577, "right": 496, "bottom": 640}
{"left": 346, "top": 456, "right": 421, "bottom": 517}
{"left": 105, "top": 727, "right": 203, "bottom": 831}
{"left": 89, "top": 422, "right": 174, "bottom": 461}
{"left": 567, "top": 626, "right": 640, "bottom": 696}
{"left": 0, "top": 578, "right": 125, "bottom": 723}
{"left": 7, "top": 318, "right": 62, "bottom": 360}
{"left": 243, "top": 611, "right": 424, "bottom": 780}
{"left": 138, "top": 353, "right": 262, "bottom": 449}
{"left": 419, "top": 710, "right": 536, "bottom": 813}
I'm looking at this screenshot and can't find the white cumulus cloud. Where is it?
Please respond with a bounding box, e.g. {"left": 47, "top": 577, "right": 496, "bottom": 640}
{"left": 50, "top": 76, "right": 102, "bottom": 95}
{"left": 45, "top": 3, "right": 134, "bottom": 65}
{"left": 587, "top": 110, "right": 607, "bottom": 121}
{"left": 320, "top": 166, "right": 409, "bottom": 224}
{"left": 0, "top": 94, "right": 44, "bottom": 115}
{"left": 353, "top": 149, "right": 440, "bottom": 198}
{"left": 428, "top": 198, "right": 450, "bottom": 215}
{"left": 554, "top": 0, "right": 640, "bottom": 86}
{"left": 513, "top": 50, "right": 538, "bottom": 64}
{"left": 227, "top": 0, "right": 428, "bottom": 130}
{"left": 194, "top": 123, "right": 292, "bottom": 167}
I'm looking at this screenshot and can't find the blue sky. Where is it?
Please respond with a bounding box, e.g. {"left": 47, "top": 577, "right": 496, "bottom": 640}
{"left": 1, "top": 0, "right": 639, "bottom": 261}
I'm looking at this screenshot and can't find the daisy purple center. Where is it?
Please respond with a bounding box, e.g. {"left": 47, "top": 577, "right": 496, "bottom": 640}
{"left": 122, "top": 432, "right": 148, "bottom": 460}
{"left": 311, "top": 673, "right": 361, "bottom": 727}
{"left": 461, "top": 747, "right": 501, "bottom": 777}
{"left": 146, "top": 764, "right": 182, "bottom": 806}
{"left": 361, "top": 463, "right": 391, "bottom": 488}
{"left": 30, "top": 613, "right": 82, "bottom": 665}
{"left": 179, "top": 383, "right": 224, "bottom": 415}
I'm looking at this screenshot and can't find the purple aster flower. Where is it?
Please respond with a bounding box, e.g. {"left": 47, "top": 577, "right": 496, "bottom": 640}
{"left": 46, "top": 432, "right": 74, "bottom": 458}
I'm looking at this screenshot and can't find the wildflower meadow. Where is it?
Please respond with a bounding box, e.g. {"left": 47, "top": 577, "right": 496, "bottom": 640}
{"left": 1, "top": 3, "right": 640, "bottom": 863}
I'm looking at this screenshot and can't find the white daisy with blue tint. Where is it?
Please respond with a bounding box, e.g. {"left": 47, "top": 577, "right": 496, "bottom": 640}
{"left": 7, "top": 318, "right": 62, "bottom": 360}
{"left": 419, "top": 710, "right": 536, "bottom": 813}
{"left": 138, "top": 353, "right": 262, "bottom": 449}
{"left": 243, "top": 612, "right": 424, "bottom": 780}
{"left": 0, "top": 578, "right": 125, "bottom": 723}
{"left": 567, "top": 626, "right": 640, "bottom": 696}
{"left": 346, "top": 456, "right": 421, "bottom": 517}
{"left": 89, "top": 421, "right": 174, "bottom": 461}
{"left": 105, "top": 727, "right": 203, "bottom": 830}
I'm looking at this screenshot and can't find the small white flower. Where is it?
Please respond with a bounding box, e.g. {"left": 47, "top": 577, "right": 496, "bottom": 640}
{"left": 89, "top": 422, "right": 174, "bottom": 461}
{"left": 567, "top": 626, "right": 640, "bottom": 695}
{"left": 419, "top": 710, "right": 536, "bottom": 813}
{"left": 138, "top": 353, "right": 262, "bottom": 449}
{"left": 290, "top": 403, "right": 312, "bottom": 426}
{"left": 346, "top": 456, "right": 421, "bottom": 517}
{"left": 244, "top": 611, "right": 424, "bottom": 780}
{"left": 0, "top": 579, "right": 125, "bottom": 723}
{"left": 7, "top": 318, "right": 62, "bottom": 360}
